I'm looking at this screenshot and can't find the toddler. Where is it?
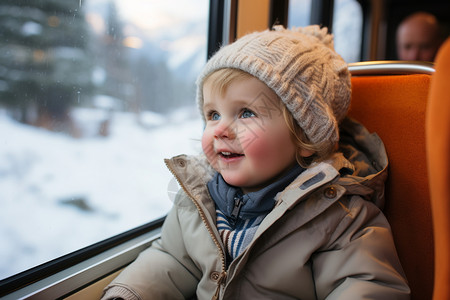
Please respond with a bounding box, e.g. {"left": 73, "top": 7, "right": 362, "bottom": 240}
{"left": 102, "top": 25, "right": 410, "bottom": 300}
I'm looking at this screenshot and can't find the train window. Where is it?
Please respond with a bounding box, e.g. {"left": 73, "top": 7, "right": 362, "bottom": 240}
{"left": 0, "top": 0, "right": 208, "bottom": 280}
{"left": 287, "top": 0, "right": 312, "bottom": 28}
{"left": 288, "top": 0, "right": 362, "bottom": 62}
{"left": 333, "top": 0, "right": 363, "bottom": 62}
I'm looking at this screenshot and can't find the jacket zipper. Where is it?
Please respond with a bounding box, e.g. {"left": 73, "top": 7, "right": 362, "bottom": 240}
{"left": 229, "top": 193, "right": 244, "bottom": 227}
{"left": 165, "top": 159, "right": 227, "bottom": 299}
{"left": 212, "top": 271, "right": 227, "bottom": 300}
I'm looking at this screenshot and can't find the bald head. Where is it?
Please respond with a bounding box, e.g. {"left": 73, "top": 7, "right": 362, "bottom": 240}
{"left": 396, "top": 12, "right": 442, "bottom": 61}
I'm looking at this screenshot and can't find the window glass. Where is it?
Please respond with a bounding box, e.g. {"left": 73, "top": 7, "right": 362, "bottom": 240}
{"left": 0, "top": 0, "right": 208, "bottom": 280}
{"left": 288, "top": 0, "right": 362, "bottom": 63}
{"left": 333, "top": 0, "right": 363, "bottom": 62}
{"left": 288, "top": 0, "right": 312, "bottom": 28}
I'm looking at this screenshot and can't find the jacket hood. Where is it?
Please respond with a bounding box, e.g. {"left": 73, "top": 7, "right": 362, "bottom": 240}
{"left": 335, "top": 117, "right": 388, "bottom": 209}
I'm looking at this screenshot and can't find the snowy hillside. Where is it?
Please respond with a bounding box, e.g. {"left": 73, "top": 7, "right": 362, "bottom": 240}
{"left": 0, "top": 107, "right": 203, "bottom": 279}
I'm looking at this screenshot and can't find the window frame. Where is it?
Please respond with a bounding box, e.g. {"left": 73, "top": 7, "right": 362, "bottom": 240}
{"left": 0, "top": 217, "right": 164, "bottom": 298}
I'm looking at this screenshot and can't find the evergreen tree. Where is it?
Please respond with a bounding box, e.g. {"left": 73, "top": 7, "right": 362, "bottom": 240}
{"left": 98, "top": 1, "right": 134, "bottom": 111}
{"left": 0, "top": 0, "right": 93, "bottom": 127}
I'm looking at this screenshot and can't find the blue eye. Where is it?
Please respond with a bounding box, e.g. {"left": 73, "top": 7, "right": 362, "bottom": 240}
{"left": 212, "top": 112, "right": 221, "bottom": 120}
{"left": 208, "top": 111, "right": 220, "bottom": 121}
{"left": 241, "top": 109, "right": 256, "bottom": 118}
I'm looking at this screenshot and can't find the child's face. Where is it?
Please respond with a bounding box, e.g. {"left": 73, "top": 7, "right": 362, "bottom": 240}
{"left": 201, "top": 76, "right": 298, "bottom": 193}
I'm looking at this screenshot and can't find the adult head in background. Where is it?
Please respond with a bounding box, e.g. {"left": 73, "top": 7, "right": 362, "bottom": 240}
{"left": 396, "top": 12, "right": 443, "bottom": 62}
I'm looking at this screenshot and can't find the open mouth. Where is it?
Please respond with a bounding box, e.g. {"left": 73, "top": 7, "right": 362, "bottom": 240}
{"left": 219, "top": 151, "right": 244, "bottom": 158}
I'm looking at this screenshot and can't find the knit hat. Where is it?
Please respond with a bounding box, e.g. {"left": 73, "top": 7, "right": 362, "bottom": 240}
{"left": 196, "top": 25, "right": 351, "bottom": 153}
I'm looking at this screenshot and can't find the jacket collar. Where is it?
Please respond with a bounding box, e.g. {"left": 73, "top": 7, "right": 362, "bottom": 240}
{"left": 207, "top": 164, "right": 305, "bottom": 221}
{"left": 275, "top": 161, "right": 341, "bottom": 209}
{"left": 165, "top": 154, "right": 344, "bottom": 231}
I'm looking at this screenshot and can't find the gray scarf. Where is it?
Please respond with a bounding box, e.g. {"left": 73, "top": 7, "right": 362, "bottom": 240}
{"left": 207, "top": 164, "right": 304, "bottom": 224}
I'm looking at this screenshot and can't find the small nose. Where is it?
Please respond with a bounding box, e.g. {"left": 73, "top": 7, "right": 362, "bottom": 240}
{"left": 214, "top": 120, "right": 236, "bottom": 139}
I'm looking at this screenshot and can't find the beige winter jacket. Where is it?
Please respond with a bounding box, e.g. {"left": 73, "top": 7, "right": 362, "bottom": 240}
{"left": 102, "top": 118, "right": 410, "bottom": 300}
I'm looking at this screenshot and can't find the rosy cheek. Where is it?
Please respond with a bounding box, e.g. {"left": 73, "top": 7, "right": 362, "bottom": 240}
{"left": 241, "top": 129, "right": 271, "bottom": 159}
{"left": 201, "top": 130, "right": 216, "bottom": 166}
{"left": 243, "top": 129, "right": 292, "bottom": 162}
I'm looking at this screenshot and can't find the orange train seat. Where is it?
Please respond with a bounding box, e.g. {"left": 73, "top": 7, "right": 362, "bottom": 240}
{"left": 426, "top": 38, "right": 450, "bottom": 300}
{"left": 347, "top": 61, "right": 435, "bottom": 300}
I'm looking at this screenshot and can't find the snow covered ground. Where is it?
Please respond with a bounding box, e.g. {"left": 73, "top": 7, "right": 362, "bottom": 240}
{"left": 0, "top": 106, "right": 203, "bottom": 279}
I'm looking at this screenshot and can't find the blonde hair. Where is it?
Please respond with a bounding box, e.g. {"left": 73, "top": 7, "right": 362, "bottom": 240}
{"left": 203, "top": 68, "right": 333, "bottom": 168}
{"left": 203, "top": 68, "right": 253, "bottom": 97}
{"left": 282, "top": 105, "right": 334, "bottom": 167}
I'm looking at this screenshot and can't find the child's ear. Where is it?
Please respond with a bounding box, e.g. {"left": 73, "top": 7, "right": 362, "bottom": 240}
{"left": 299, "top": 148, "right": 315, "bottom": 158}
